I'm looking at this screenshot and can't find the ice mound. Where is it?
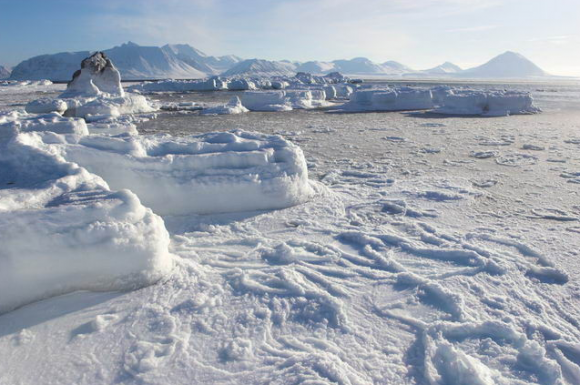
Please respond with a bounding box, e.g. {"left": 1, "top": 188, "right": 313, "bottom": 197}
{"left": 0, "top": 127, "right": 172, "bottom": 315}
{"left": 227, "top": 78, "right": 257, "bottom": 91}
{"left": 433, "top": 89, "right": 541, "bottom": 116}
{"left": 0, "top": 111, "right": 88, "bottom": 136}
{"left": 25, "top": 52, "right": 153, "bottom": 120}
{"left": 0, "top": 79, "right": 53, "bottom": 89}
{"left": 201, "top": 96, "right": 249, "bottom": 115}
{"left": 53, "top": 130, "right": 315, "bottom": 215}
{"left": 241, "top": 90, "right": 329, "bottom": 111}
{"left": 128, "top": 77, "right": 229, "bottom": 93}
{"left": 342, "top": 88, "right": 434, "bottom": 112}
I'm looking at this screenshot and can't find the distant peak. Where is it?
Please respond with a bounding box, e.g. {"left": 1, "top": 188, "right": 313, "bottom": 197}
{"left": 123, "top": 41, "right": 140, "bottom": 47}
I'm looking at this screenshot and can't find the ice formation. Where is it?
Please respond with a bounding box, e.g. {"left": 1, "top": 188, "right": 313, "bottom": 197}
{"left": 200, "top": 96, "right": 249, "bottom": 115}
{"left": 0, "top": 120, "right": 172, "bottom": 315}
{"left": 434, "top": 89, "right": 541, "bottom": 116}
{"left": 342, "top": 88, "right": 434, "bottom": 111}
{"left": 47, "top": 131, "right": 314, "bottom": 215}
{"left": 240, "top": 90, "right": 329, "bottom": 111}
{"left": 25, "top": 52, "right": 153, "bottom": 120}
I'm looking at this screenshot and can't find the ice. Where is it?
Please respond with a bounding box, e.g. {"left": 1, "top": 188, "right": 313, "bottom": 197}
{"left": 22, "top": 53, "right": 154, "bottom": 121}
{"left": 0, "top": 111, "right": 88, "bottom": 136}
{"left": 200, "top": 96, "right": 248, "bottom": 115}
{"left": 342, "top": 88, "right": 434, "bottom": 111}
{"left": 46, "top": 130, "right": 315, "bottom": 215}
{"left": 0, "top": 126, "right": 172, "bottom": 315}
{"left": 61, "top": 52, "right": 124, "bottom": 98}
{"left": 240, "top": 91, "right": 291, "bottom": 111}
{"left": 241, "top": 90, "right": 329, "bottom": 111}
{"left": 226, "top": 78, "right": 257, "bottom": 91}
{"left": 434, "top": 89, "right": 541, "bottom": 116}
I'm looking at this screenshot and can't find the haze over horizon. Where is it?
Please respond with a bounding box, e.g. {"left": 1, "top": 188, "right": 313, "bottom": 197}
{"left": 1, "top": 0, "right": 579, "bottom": 76}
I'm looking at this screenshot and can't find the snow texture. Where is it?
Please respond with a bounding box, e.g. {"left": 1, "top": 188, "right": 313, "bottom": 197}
{"left": 0, "top": 122, "right": 172, "bottom": 315}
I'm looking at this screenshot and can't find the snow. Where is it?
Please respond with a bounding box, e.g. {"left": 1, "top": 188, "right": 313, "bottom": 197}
{"left": 0, "top": 76, "right": 579, "bottom": 385}
{"left": 342, "top": 88, "right": 434, "bottom": 111}
{"left": 434, "top": 89, "right": 541, "bottom": 116}
{"left": 48, "top": 130, "right": 314, "bottom": 215}
{"left": 0, "top": 124, "right": 172, "bottom": 315}
{"left": 222, "top": 59, "right": 297, "bottom": 77}
{"left": 241, "top": 90, "right": 329, "bottom": 111}
{"left": 200, "top": 96, "right": 248, "bottom": 115}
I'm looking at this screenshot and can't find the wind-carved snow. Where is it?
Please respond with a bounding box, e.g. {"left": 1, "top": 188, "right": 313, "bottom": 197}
{"left": 0, "top": 118, "right": 172, "bottom": 315}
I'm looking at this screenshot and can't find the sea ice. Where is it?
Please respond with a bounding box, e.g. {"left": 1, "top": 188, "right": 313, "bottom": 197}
{"left": 49, "top": 130, "right": 315, "bottom": 215}
{"left": 200, "top": 96, "right": 249, "bottom": 115}
{"left": 434, "top": 89, "right": 540, "bottom": 116}
{"left": 0, "top": 124, "right": 172, "bottom": 315}
{"left": 342, "top": 88, "right": 434, "bottom": 112}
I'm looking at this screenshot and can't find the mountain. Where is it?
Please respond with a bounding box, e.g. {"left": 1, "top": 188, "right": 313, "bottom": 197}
{"left": 10, "top": 42, "right": 242, "bottom": 81}
{"left": 424, "top": 62, "right": 463, "bottom": 74}
{"left": 295, "top": 61, "right": 336, "bottom": 74}
{"left": 0, "top": 65, "right": 11, "bottom": 79}
{"left": 382, "top": 61, "right": 415, "bottom": 74}
{"left": 331, "top": 57, "right": 387, "bottom": 75}
{"left": 222, "top": 59, "right": 297, "bottom": 77}
{"left": 460, "top": 51, "right": 547, "bottom": 78}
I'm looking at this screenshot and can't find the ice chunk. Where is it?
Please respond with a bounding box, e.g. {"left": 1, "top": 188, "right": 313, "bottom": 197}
{"left": 25, "top": 98, "right": 68, "bottom": 114}
{"left": 241, "top": 91, "right": 291, "bottom": 112}
{"left": 201, "top": 96, "right": 249, "bottom": 115}
{"left": 2, "top": 112, "right": 88, "bottom": 136}
{"left": 61, "top": 52, "right": 124, "bottom": 98}
{"left": 51, "top": 130, "right": 315, "bottom": 215}
{"left": 227, "top": 78, "right": 257, "bottom": 91}
{"left": 241, "top": 90, "right": 329, "bottom": 111}
{"left": 0, "top": 129, "right": 172, "bottom": 314}
{"left": 342, "top": 88, "right": 433, "bottom": 112}
{"left": 434, "top": 89, "right": 541, "bottom": 116}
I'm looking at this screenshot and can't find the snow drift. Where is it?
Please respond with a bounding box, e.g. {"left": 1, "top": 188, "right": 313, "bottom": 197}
{"left": 201, "top": 96, "right": 248, "bottom": 115}
{"left": 0, "top": 121, "right": 172, "bottom": 315}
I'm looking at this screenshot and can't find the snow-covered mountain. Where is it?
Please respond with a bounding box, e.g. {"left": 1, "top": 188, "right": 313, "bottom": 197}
{"left": 0, "top": 65, "right": 11, "bottom": 79}
{"left": 460, "top": 51, "right": 547, "bottom": 78}
{"left": 295, "top": 61, "right": 336, "bottom": 74}
{"left": 424, "top": 62, "right": 463, "bottom": 74}
{"left": 9, "top": 42, "right": 241, "bottom": 81}
{"left": 222, "top": 59, "right": 297, "bottom": 77}
{"left": 9, "top": 45, "right": 551, "bottom": 81}
{"left": 382, "top": 61, "right": 415, "bottom": 74}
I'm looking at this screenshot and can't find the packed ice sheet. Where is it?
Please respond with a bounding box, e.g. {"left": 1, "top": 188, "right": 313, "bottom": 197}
{"left": 48, "top": 130, "right": 315, "bottom": 215}
{"left": 341, "top": 87, "right": 434, "bottom": 111}
{"left": 434, "top": 88, "right": 541, "bottom": 116}
{"left": 0, "top": 122, "right": 172, "bottom": 315}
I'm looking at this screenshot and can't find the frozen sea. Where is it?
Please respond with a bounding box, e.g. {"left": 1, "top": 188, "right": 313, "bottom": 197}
{"left": 1, "top": 79, "right": 580, "bottom": 384}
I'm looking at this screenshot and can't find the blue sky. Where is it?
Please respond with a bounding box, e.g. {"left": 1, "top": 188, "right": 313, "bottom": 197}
{"left": 1, "top": 0, "right": 579, "bottom": 75}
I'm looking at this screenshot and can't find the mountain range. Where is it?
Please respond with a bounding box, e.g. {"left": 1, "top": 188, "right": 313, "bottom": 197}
{"left": 8, "top": 42, "right": 551, "bottom": 81}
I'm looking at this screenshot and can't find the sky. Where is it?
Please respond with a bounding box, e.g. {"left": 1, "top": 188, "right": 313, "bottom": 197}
{"left": 0, "top": 0, "right": 579, "bottom": 76}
